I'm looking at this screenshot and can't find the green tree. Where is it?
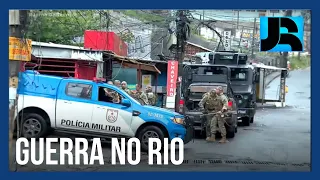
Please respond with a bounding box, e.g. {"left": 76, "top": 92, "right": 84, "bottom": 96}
{"left": 26, "top": 10, "right": 102, "bottom": 45}
{"left": 301, "top": 10, "right": 311, "bottom": 22}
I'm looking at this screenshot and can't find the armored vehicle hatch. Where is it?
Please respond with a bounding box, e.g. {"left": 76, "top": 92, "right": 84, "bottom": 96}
{"left": 208, "top": 51, "right": 248, "bottom": 65}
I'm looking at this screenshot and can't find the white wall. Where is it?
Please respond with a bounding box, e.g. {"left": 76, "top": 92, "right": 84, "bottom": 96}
{"left": 109, "top": 11, "right": 153, "bottom": 60}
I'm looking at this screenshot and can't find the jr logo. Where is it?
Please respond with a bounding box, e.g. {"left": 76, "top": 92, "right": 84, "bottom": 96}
{"left": 260, "top": 16, "right": 304, "bottom": 52}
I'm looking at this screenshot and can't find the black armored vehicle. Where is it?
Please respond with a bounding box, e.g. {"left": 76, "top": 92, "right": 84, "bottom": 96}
{"left": 181, "top": 63, "right": 238, "bottom": 138}
{"left": 208, "top": 51, "right": 258, "bottom": 126}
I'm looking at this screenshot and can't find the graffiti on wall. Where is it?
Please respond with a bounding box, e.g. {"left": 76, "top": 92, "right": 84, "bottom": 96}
{"left": 127, "top": 29, "right": 152, "bottom": 59}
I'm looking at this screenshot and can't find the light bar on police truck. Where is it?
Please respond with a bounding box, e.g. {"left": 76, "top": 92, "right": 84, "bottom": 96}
{"left": 93, "top": 77, "right": 106, "bottom": 83}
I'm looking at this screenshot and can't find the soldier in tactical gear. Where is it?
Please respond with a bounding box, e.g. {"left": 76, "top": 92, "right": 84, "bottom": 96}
{"left": 104, "top": 81, "right": 120, "bottom": 103}
{"left": 199, "top": 90, "right": 218, "bottom": 141}
{"left": 114, "top": 80, "right": 121, "bottom": 88}
{"left": 104, "top": 88, "right": 120, "bottom": 103}
{"left": 145, "top": 85, "right": 157, "bottom": 106}
{"left": 199, "top": 87, "right": 229, "bottom": 143}
{"left": 121, "top": 81, "right": 132, "bottom": 95}
{"left": 214, "top": 86, "right": 229, "bottom": 143}
{"left": 132, "top": 84, "right": 149, "bottom": 105}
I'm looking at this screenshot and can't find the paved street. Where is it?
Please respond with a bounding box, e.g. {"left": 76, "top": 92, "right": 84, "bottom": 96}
{"left": 11, "top": 68, "right": 310, "bottom": 171}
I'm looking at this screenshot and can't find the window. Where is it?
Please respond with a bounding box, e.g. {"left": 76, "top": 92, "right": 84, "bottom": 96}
{"left": 238, "top": 55, "right": 248, "bottom": 61}
{"left": 231, "top": 68, "right": 248, "bottom": 81}
{"left": 66, "top": 83, "right": 92, "bottom": 99}
{"left": 192, "top": 66, "right": 228, "bottom": 75}
{"left": 219, "top": 55, "right": 234, "bottom": 60}
{"left": 98, "top": 86, "right": 123, "bottom": 104}
{"left": 190, "top": 85, "right": 227, "bottom": 93}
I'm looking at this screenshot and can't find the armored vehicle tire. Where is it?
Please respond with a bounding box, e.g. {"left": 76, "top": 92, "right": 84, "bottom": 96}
{"left": 137, "top": 125, "right": 165, "bottom": 152}
{"left": 21, "top": 113, "right": 49, "bottom": 139}
{"left": 242, "top": 117, "right": 250, "bottom": 126}
{"left": 250, "top": 116, "right": 254, "bottom": 123}
{"left": 227, "top": 126, "right": 236, "bottom": 138}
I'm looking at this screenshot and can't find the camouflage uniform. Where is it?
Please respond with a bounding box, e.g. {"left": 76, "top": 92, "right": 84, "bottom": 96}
{"left": 132, "top": 91, "right": 149, "bottom": 105}
{"left": 110, "top": 91, "right": 120, "bottom": 103}
{"left": 212, "top": 93, "right": 228, "bottom": 142}
{"left": 145, "top": 86, "right": 157, "bottom": 106}
{"left": 104, "top": 88, "right": 120, "bottom": 103}
{"left": 123, "top": 88, "right": 132, "bottom": 95}
{"left": 199, "top": 89, "right": 228, "bottom": 143}
{"left": 146, "top": 92, "right": 157, "bottom": 106}
{"left": 199, "top": 90, "right": 218, "bottom": 139}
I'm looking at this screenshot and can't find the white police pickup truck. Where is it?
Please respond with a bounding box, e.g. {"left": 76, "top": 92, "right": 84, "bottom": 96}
{"left": 15, "top": 71, "right": 193, "bottom": 151}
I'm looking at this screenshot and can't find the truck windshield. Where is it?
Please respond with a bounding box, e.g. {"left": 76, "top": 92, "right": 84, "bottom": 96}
{"left": 230, "top": 68, "right": 248, "bottom": 81}
{"left": 189, "top": 85, "right": 227, "bottom": 93}
{"left": 191, "top": 66, "right": 228, "bottom": 75}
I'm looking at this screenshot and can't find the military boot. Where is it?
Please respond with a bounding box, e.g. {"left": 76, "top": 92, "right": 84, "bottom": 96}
{"left": 206, "top": 135, "right": 216, "bottom": 142}
{"left": 219, "top": 136, "right": 229, "bottom": 143}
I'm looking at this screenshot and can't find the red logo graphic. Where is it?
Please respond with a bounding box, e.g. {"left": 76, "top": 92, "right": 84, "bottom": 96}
{"left": 106, "top": 109, "right": 118, "bottom": 123}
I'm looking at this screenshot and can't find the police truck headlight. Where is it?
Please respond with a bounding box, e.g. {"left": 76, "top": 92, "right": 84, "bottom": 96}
{"left": 171, "top": 117, "right": 184, "bottom": 125}
{"left": 243, "top": 95, "right": 248, "bottom": 100}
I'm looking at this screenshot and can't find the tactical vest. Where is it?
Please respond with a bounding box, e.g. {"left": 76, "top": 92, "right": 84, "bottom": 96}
{"left": 124, "top": 88, "right": 131, "bottom": 94}
{"left": 147, "top": 92, "right": 157, "bottom": 105}
{"left": 133, "top": 91, "right": 146, "bottom": 105}
{"left": 205, "top": 95, "right": 223, "bottom": 111}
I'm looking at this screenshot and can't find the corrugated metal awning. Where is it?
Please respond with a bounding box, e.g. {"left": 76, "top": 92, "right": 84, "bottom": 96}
{"left": 105, "top": 52, "right": 161, "bottom": 74}
{"left": 32, "top": 41, "right": 104, "bottom": 62}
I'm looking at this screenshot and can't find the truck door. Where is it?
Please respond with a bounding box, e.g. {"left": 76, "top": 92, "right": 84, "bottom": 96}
{"left": 91, "top": 85, "right": 134, "bottom": 136}
{"left": 56, "top": 81, "right": 94, "bottom": 131}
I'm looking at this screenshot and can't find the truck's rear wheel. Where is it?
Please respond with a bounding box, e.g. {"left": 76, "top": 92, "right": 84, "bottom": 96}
{"left": 227, "top": 126, "right": 236, "bottom": 138}
{"left": 242, "top": 117, "right": 250, "bottom": 126}
{"left": 250, "top": 116, "right": 254, "bottom": 123}
{"left": 137, "top": 125, "right": 165, "bottom": 152}
{"left": 21, "top": 113, "right": 48, "bottom": 138}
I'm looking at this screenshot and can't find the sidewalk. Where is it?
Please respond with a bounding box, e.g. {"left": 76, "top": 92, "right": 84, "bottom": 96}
{"left": 256, "top": 71, "right": 282, "bottom": 109}
{"left": 265, "top": 71, "right": 281, "bottom": 88}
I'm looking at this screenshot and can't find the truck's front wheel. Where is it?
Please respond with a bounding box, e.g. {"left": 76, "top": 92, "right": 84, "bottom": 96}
{"left": 21, "top": 113, "right": 49, "bottom": 138}
{"left": 137, "top": 126, "right": 165, "bottom": 152}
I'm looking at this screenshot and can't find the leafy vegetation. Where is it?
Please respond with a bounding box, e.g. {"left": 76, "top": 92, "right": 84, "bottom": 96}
{"left": 26, "top": 10, "right": 170, "bottom": 45}
{"left": 118, "top": 30, "right": 135, "bottom": 43}
{"left": 289, "top": 56, "right": 310, "bottom": 70}
{"left": 121, "top": 10, "right": 166, "bottom": 25}
{"left": 27, "top": 10, "right": 102, "bottom": 45}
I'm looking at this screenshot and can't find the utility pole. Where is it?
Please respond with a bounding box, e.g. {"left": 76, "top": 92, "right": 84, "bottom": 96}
{"left": 237, "top": 10, "right": 240, "bottom": 29}
{"left": 238, "top": 26, "right": 244, "bottom": 47}
{"left": 202, "top": 10, "right": 205, "bottom": 22}
{"left": 175, "top": 10, "right": 188, "bottom": 113}
{"left": 251, "top": 17, "right": 257, "bottom": 58}
{"left": 201, "top": 10, "right": 205, "bottom": 35}
{"left": 282, "top": 10, "right": 292, "bottom": 67}
{"left": 9, "top": 10, "right": 28, "bottom": 168}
